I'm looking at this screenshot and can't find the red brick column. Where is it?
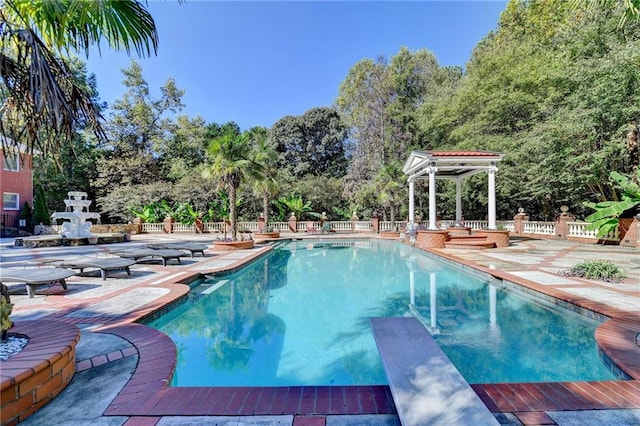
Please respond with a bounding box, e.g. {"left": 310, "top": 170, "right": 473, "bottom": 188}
{"left": 194, "top": 218, "right": 204, "bottom": 234}
{"left": 555, "top": 206, "right": 574, "bottom": 239}
{"left": 415, "top": 230, "right": 448, "bottom": 249}
{"left": 513, "top": 208, "right": 529, "bottom": 234}
{"left": 288, "top": 213, "right": 297, "bottom": 232}
{"left": 163, "top": 216, "right": 174, "bottom": 234}
{"left": 370, "top": 216, "right": 379, "bottom": 233}
{"left": 620, "top": 217, "right": 640, "bottom": 247}
{"left": 132, "top": 217, "right": 143, "bottom": 234}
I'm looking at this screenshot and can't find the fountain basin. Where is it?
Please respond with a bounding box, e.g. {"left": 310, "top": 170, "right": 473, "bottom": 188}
{"left": 15, "top": 233, "right": 126, "bottom": 248}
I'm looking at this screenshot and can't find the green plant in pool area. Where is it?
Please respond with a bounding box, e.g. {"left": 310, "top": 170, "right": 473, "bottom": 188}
{"left": 560, "top": 260, "right": 627, "bottom": 283}
{"left": 584, "top": 170, "right": 640, "bottom": 238}
{"left": 1, "top": 292, "right": 14, "bottom": 341}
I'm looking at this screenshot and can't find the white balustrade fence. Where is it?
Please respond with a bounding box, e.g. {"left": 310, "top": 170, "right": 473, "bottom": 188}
{"left": 330, "top": 221, "right": 353, "bottom": 232}
{"left": 102, "top": 217, "right": 626, "bottom": 246}
{"left": 172, "top": 223, "right": 193, "bottom": 232}
{"left": 499, "top": 221, "right": 515, "bottom": 232}
{"left": 141, "top": 222, "right": 164, "bottom": 233}
{"left": 379, "top": 221, "right": 407, "bottom": 232}
{"left": 354, "top": 221, "right": 372, "bottom": 231}
{"left": 464, "top": 220, "right": 488, "bottom": 230}
{"left": 568, "top": 222, "right": 619, "bottom": 240}
{"left": 523, "top": 221, "right": 555, "bottom": 235}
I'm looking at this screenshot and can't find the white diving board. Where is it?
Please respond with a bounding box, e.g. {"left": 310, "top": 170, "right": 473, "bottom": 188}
{"left": 370, "top": 317, "right": 499, "bottom": 426}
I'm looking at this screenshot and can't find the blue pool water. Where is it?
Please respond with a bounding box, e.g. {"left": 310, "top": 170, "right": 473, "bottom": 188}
{"left": 146, "top": 239, "right": 619, "bottom": 387}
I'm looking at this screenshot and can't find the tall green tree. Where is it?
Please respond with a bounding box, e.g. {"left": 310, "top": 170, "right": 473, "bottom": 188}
{"left": 337, "top": 47, "right": 444, "bottom": 208}
{"left": 415, "top": 0, "right": 640, "bottom": 220}
{"left": 249, "top": 127, "right": 280, "bottom": 224}
{"left": 93, "top": 60, "right": 184, "bottom": 201}
{"left": 373, "top": 162, "right": 406, "bottom": 227}
{"left": 0, "top": 0, "right": 158, "bottom": 157}
{"left": 202, "top": 131, "right": 263, "bottom": 239}
{"left": 269, "top": 107, "right": 348, "bottom": 178}
{"left": 157, "top": 115, "right": 208, "bottom": 182}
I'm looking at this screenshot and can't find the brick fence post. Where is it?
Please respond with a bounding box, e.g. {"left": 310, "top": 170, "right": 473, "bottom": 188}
{"left": 513, "top": 208, "right": 528, "bottom": 234}
{"left": 620, "top": 216, "right": 640, "bottom": 247}
{"left": 163, "top": 216, "right": 174, "bottom": 234}
{"left": 555, "top": 206, "right": 574, "bottom": 239}
{"left": 370, "top": 215, "right": 379, "bottom": 233}
{"left": 132, "top": 217, "right": 143, "bottom": 234}
{"left": 288, "top": 213, "right": 297, "bottom": 232}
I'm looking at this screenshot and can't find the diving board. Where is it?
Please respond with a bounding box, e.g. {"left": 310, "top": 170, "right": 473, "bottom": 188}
{"left": 370, "top": 317, "right": 498, "bottom": 426}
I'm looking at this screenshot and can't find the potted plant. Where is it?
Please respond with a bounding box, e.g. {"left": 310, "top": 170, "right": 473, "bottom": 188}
{"left": 254, "top": 224, "right": 280, "bottom": 239}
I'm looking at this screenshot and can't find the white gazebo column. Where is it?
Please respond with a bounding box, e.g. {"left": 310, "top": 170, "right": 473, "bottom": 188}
{"left": 408, "top": 178, "right": 415, "bottom": 223}
{"left": 455, "top": 178, "right": 462, "bottom": 225}
{"left": 489, "top": 284, "right": 497, "bottom": 327}
{"left": 428, "top": 162, "right": 438, "bottom": 230}
{"left": 429, "top": 272, "right": 439, "bottom": 334}
{"left": 488, "top": 161, "right": 497, "bottom": 230}
{"left": 408, "top": 257, "right": 416, "bottom": 307}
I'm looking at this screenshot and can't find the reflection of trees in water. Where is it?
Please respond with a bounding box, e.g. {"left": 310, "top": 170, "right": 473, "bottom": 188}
{"left": 157, "top": 250, "right": 291, "bottom": 373}
{"left": 265, "top": 248, "right": 291, "bottom": 290}
{"left": 207, "top": 314, "right": 286, "bottom": 371}
{"left": 321, "top": 350, "right": 386, "bottom": 385}
{"left": 356, "top": 276, "right": 609, "bottom": 383}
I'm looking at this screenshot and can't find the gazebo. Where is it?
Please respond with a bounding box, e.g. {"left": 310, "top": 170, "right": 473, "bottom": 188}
{"left": 402, "top": 150, "right": 505, "bottom": 230}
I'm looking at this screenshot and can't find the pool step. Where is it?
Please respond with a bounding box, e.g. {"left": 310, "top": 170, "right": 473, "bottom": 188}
{"left": 370, "top": 317, "right": 499, "bottom": 426}
{"left": 445, "top": 235, "right": 496, "bottom": 249}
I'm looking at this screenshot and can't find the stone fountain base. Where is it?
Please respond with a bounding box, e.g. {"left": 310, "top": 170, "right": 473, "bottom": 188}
{"left": 15, "top": 233, "right": 126, "bottom": 248}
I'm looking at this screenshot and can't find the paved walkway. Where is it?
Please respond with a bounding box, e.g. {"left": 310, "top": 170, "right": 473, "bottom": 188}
{"left": 1, "top": 234, "right": 639, "bottom": 425}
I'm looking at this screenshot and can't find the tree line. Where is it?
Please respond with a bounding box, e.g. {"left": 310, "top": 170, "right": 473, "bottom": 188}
{"left": 5, "top": 0, "right": 640, "bottom": 227}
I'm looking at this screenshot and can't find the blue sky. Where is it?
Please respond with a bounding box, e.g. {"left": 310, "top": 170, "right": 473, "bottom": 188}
{"left": 85, "top": 1, "right": 507, "bottom": 131}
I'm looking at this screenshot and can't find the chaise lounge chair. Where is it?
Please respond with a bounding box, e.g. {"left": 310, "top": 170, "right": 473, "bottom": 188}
{"left": 144, "top": 242, "right": 208, "bottom": 258}
{"left": 0, "top": 267, "right": 76, "bottom": 298}
{"left": 118, "top": 248, "right": 184, "bottom": 266}
{"left": 53, "top": 257, "right": 136, "bottom": 280}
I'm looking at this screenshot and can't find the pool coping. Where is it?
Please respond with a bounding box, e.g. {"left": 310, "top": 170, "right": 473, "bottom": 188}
{"left": 13, "top": 237, "right": 637, "bottom": 419}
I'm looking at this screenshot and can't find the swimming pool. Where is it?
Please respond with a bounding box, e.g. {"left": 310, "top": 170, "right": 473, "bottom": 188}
{"left": 146, "top": 239, "right": 619, "bottom": 387}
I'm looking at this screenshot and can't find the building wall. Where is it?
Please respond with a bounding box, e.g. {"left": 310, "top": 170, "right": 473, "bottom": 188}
{"left": 1, "top": 150, "right": 34, "bottom": 220}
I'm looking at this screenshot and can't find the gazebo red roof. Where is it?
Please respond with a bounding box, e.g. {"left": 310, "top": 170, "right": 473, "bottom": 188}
{"left": 403, "top": 150, "right": 504, "bottom": 180}
{"left": 429, "top": 150, "right": 502, "bottom": 158}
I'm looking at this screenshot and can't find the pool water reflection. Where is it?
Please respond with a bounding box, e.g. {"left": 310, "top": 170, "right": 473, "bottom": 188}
{"left": 146, "top": 239, "right": 619, "bottom": 386}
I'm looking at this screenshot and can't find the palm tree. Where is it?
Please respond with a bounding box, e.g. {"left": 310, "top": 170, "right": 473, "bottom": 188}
{"left": 374, "top": 161, "right": 405, "bottom": 229}
{"left": 203, "top": 131, "right": 263, "bottom": 240}
{"left": 0, "top": 0, "right": 159, "bottom": 156}
{"left": 249, "top": 129, "right": 280, "bottom": 226}
{"left": 276, "top": 195, "right": 313, "bottom": 221}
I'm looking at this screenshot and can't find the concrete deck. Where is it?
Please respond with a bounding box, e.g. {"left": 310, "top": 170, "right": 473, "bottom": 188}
{"left": 1, "top": 234, "right": 639, "bottom": 425}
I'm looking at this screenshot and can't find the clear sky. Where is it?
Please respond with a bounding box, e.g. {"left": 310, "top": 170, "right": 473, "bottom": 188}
{"left": 85, "top": 1, "right": 507, "bottom": 131}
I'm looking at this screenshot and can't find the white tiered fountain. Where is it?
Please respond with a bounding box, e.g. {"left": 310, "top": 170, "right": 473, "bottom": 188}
{"left": 51, "top": 191, "right": 101, "bottom": 241}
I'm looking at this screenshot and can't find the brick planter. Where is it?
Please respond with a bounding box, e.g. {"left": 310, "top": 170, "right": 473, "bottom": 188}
{"left": 475, "top": 229, "right": 510, "bottom": 247}
{"left": 415, "top": 230, "right": 449, "bottom": 249}
{"left": 0, "top": 321, "right": 80, "bottom": 425}
{"left": 252, "top": 232, "right": 280, "bottom": 240}
{"left": 211, "top": 240, "right": 255, "bottom": 251}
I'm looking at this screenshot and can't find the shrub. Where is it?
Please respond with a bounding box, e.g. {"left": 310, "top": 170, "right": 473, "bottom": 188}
{"left": 559, "top": 260, "right": 627, "bottom": 283}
